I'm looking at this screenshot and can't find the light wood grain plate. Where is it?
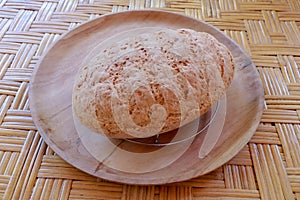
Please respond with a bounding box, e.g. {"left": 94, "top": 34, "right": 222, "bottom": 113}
{"left": 29, "top": 10, "right": 264, "bottom": 185}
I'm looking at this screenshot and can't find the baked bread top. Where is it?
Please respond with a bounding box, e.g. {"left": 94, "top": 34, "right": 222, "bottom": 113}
{"left": 72, "top": 28, "right": 235, "bottom": 138}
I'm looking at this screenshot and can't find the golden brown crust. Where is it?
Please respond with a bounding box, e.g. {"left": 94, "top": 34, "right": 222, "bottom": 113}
{"left": 72, "top": 28, "right": 235, "bottom": 138}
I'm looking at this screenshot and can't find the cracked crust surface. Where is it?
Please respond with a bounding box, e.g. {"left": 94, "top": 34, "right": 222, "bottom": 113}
{"left": 72, "top": 28, "right": 235, "bottom": 138}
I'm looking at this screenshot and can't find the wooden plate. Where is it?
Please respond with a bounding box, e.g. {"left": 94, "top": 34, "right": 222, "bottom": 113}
{"left": 29, "top": 10, "right": 264, "bottom": 185}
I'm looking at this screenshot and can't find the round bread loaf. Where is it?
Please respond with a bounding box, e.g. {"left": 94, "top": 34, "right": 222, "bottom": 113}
{"left": 72, "top": 28, "right": 235, "bottom": 138}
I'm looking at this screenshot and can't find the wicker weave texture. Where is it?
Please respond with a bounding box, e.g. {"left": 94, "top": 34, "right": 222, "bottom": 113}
{"left": 0, "top": 0, "right": 299, "bottom": 199}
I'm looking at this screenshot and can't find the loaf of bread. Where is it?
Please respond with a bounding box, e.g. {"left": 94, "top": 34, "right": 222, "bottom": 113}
{"left": 72, "top": 28, "right": 235, "bottom": 138}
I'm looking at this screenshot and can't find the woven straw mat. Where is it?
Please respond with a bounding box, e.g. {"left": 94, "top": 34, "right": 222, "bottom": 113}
{"left": 0, "top": 0, "right": 300, "bottom": 199}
